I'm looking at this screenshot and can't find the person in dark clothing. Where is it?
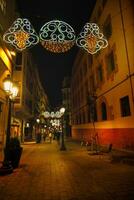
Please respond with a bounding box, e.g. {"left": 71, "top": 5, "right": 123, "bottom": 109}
{"left": 56, "top": 130, "right": 61, "bottom": 144}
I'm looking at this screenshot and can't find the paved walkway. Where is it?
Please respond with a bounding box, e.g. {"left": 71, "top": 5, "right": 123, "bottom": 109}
{"left": 0, "top": 139, "right": 134, "bottom": 200}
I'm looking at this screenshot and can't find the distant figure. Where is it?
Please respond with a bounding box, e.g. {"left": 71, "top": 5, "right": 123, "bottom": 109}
{"left": 56, "top": 130, "right": 61, "bottom": 144}
{"left": 48, "top": 132, "right": 52, "bottom": 143}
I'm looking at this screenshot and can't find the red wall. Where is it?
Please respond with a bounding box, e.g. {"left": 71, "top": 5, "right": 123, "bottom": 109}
{"left": 72, "top": 128, "right": 134, "bottom": 150}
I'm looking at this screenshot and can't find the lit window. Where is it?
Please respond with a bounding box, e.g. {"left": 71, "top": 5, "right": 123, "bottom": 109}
{"left": 120, "top": 96, "right": 131, "bottom": 117}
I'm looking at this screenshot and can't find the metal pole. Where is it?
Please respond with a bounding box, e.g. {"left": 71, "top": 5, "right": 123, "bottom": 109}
{"left": 60, "top": 116, "right": 66, "bottom": 151}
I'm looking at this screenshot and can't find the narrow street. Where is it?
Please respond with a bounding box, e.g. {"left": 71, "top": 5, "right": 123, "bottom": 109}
{"left": 0, "top": 139, "right": 134, "bottom": 200}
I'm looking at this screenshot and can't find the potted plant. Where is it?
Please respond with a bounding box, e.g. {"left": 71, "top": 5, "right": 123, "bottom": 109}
{"left": 5, "top": 137, "right": 23, "bottom": 169}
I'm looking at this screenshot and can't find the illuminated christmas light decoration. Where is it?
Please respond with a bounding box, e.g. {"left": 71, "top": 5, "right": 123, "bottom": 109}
{"left": 3, "top": 18, "right": 39, "bottom": 51}
{"left": 39, "top": 20, "right": 76, "bottom": 53}
{"left": 76, "top": 23, "right": 108, "bottom": 54}
{"left": 44, "top": 111, "right": 50, "bottom": 118}
{"left": 55, "top": 111, "right": 62, "bottom": 118}
{"left": 50, "top": 112, "right": 55, "bottom": 118}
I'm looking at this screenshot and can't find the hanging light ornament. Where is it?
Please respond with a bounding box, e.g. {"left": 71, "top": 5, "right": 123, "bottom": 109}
{"left": 76, "top": 23, "right": 108, "bottom": 54}
{"left": 3, "top": 18, "right": 39, "bottom": 51}
{"left": 44, "top": 111, "right": 50, "bottom": 118}
{"left": 39, "top": 20, "right": 76, "bottom": 53}
{"left": 55, "top": 111, "right": 62, "bottom": 118}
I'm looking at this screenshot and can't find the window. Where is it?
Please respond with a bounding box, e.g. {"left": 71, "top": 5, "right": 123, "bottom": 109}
{"left": 89, "top": 103, "right": 97, "bottom": 122}
{"left": 103, "top": 15, "right": 112, "bottom": 39}
{"left": 97, "top": 64, "right": 103, "bottom": 82}
{"left": 98, "top": 6, "right": 102, "bottom": 19}
{"left": 0, "top": 0, "right": 6, "bottom": 14}
{"left": 0, "top": 101, "right": 3, "bottom": 113}
{"left": 106, "top": 51, "right": 115, "bottom": 74}
{"left": 120, "top": 96, "right": 131, "bottom": 117}
{"left": 15, "top": 65, "right": 22, "bottom": 71}
{"left": 89, "top": 75, "right": 95, "bottom": 92}
{"left": 88, "top": 55, "right": 93, "bottom": 67}
{"left": 102, "top": 0, "right": 107, "bottom": 8}
{"left": 94, "top": 105, "right": 97, "bottom": 122}
{"left": 101, "top": 102, "right": 107, "bottom": 120}
{"left": 16, "top": 53, "right": 22, "bottom": 65}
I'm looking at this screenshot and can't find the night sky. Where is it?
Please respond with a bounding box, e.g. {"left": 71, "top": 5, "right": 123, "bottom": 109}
{"left": 17, "top": 0, "right": 96, "bottom": 108}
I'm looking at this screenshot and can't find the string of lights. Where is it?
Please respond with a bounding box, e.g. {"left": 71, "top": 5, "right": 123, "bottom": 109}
{"left": 3, "top": 18, "right": 108, "bottom": 54}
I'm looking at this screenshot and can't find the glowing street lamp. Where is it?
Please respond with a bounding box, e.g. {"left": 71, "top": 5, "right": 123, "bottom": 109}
{"left": 3, "top": 74, "right": 13, "bottom": 94}
{"left": 60, "top": 107, "right": 65, "bottom": 115}
{"left": 59, "top": 107, "right": 66, "bottom": 151}
{"left": 36, "top": 118, "right": 40, "bottom": 124}
{"left": 0, "top": 75, "right": 19, "bottom": 175}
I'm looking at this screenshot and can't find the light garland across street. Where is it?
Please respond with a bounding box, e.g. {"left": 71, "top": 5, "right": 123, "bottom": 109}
{"left": 3, "top": 18, "right": 108, "bottom": 54}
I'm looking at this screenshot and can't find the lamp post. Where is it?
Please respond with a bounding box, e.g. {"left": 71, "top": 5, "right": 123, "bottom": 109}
{"left": 0, "top": 75, "right": 18, "bottom": 175}
{"left": 59, "top": 107, "right": 66, "bottom": 151}
{"left": 36, "top": 118, "right": 41, "bottom": 143}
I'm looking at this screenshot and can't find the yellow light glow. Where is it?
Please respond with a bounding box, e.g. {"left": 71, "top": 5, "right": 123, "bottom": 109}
{"left": 41, "top": 41, "right": 74, "bottom": 53}
{"left": 3, "top": 75, "right": 12, "bottom": 94}
{"left": 60, "top": 107, "right": 65, "bottom": 114}
{"left": 10, "top": 51, "right": 16, "bottom": 56}
{"left": 0, "top": 47, "right": 12, "bottom": 71}
{"left": 86, "top": 34, "right": 97, "bottom": 53}
{"left": 14, "top": 30, "right": 29, "bottom": 49}
{"left": 11, "top": 85, "right": 18, "bottom": 98}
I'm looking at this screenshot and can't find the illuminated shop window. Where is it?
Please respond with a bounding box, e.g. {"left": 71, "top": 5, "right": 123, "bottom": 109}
{"left": 120, "top": 96, "right": 131, "bottom": 117}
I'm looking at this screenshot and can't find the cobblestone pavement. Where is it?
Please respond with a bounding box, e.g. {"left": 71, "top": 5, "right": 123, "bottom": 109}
{"left": 0, "top": 139, "right": 134, "bottom": 200}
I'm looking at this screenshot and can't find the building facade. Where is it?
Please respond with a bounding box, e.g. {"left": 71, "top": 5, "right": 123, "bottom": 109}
{"left": 0, "top": 0, "right": 48, "bottom": 153}
{"left": 0, "top": 0, "right": 17, "bottom": 150}
{"left": 14, "top": 51, "right": 48, "bottom": 141}
{"left": 71, "top": 0, "right": 134, "bottom": 150}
